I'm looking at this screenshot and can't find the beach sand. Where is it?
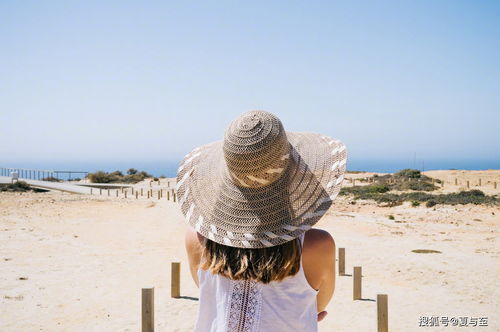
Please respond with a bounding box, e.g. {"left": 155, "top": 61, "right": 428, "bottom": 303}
{"left": 1, "top": 170, "right": 499, "bottom": 331}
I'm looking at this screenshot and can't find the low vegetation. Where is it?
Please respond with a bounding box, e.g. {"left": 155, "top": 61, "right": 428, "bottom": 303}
{"left": 41, "top": 176, "right": 62, "bottom": 182}
{"left": 87, "top": 169, "right": 153, "bottom": 184}
{"left": 340, "top": 169, "right": 498, "bottom": 206}
{"left": 0, "top": 181, "right": 39, "bottom": 192}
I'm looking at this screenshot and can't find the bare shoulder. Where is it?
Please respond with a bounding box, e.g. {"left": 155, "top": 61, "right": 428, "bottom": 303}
{"left": 185, "top": 227, "right": 205, "bottom": 254}
{"left": 303, "top": 228, "right": 335, "bottom": 252}
{"left": 302, "top": 228, "right": 336, "bottom": 290}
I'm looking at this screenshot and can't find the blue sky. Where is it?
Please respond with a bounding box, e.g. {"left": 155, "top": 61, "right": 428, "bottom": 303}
{"left": 1, "top": 1, "right": 498, "bottom": 167}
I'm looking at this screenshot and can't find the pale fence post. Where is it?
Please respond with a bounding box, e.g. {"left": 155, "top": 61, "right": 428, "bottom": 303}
{"left": 353, "top": 266, "right": 362, "bottom": 300}
{"left": 171, "top": 262, "right": 180, "bottom": 298}
{"left": 142, "top": 288, "right": 154, "bottom": 332}
{"left": 377, "top": 294, "right": 388, "bottom": 332}
{"left": 338, "top": 248, "right": 345, "bottom": 276}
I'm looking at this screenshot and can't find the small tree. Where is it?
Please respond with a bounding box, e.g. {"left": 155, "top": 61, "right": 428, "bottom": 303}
{"left": 127, "top": 168, "right": 138, "bottom": 175}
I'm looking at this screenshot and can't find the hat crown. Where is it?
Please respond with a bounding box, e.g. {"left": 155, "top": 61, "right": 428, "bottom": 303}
{"left": 223, "top": 110, "right": 290, "bottom": 188}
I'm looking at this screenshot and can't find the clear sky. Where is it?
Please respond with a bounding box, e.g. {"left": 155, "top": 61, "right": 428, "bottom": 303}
{"left": 1, "top": 1, "right": 498, "bottom": 167}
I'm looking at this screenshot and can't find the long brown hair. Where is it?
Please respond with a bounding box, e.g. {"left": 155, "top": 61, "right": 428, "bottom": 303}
{"left": 200, "top": 237, "right": 302, "bottom": 284}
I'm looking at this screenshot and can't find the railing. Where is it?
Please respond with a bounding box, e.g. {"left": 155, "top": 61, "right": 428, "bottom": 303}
{"left": 0, "top": 167, "right": 89, "bottom": 181}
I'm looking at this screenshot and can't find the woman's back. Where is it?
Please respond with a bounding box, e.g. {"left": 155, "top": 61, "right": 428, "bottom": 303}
{"left": 195, "top": 233, "right": 318, "bottom": 332}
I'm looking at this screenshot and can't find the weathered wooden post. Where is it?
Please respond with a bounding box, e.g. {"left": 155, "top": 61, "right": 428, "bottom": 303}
{"left": 494, "top": 182, "right": 497, "bottom": 189}
{"left": 116, "top": 190, "right": 119, "bottom": 197}
{"left": 455, "top": 178, "right": 458, "bottom": 185}
{"left": 142, "top": 288, "right": 154, "bottom": 332}
{"left": 107, "top": 189, "right": 110, "bottom": 196}
{"left": 136, "top": 191, "right": 139, "bottom": 199}
{"left": 377, "top": 294, "right": 388, "bottom": 332}
{"left": 147, "top": 191, "right": 150, "bottom": 199}
{"left": 157, "top": 191, "right": 160, "bottom": 200}
{"left": 167, "top": 191, "right": 170, "bottom": 200}
{"left": 353, "top": 266, "right": 362, "bottom": 300}
{"left": 338, "top": 248, "right": 345, "bottom": 276}
{"left": 466, "top": 180, "right": 470, "bottom": 189}
{"left": 171, "top": 262, "right": 180, "bottom": 298}
{"left": 124, "top": 191, "right": 127, "bottom": 198}
{"left": 99, "top": 188, "right": 102, "bottom": 195}
{"left": 478, "top": 178, "right": 481, "bottom": 186}
{"left": 173, "top": 193, "right": 176, "bottom": 202}
{"left": 90, "top": 188, "right": 93, "bottom": 195}
{"left": 132, "top": 188, "right": 134, "bottom": 195}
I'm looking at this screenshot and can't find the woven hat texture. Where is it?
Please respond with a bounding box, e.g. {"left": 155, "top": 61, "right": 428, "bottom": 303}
{"left": 176, "top": 110, "right": 347, "bottom": 248}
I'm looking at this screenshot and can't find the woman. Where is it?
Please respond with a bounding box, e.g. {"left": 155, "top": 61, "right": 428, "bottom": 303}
{"left": 177, "top": 110, "right": 347, "bottom": 331}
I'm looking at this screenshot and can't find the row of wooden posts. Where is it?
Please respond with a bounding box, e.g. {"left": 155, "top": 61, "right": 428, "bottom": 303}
{"left": 141, "top": 252, "right": 388, "bottom": 332}
{"left": 348, "top": 177, "right": 497, "bottom": 189}
{"left": 90, "top": 187, "right": 177, "bottom": 202}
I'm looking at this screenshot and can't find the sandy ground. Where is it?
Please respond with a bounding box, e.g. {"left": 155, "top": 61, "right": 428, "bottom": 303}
{"left": 1, "top": 171, "right": 499, "bottom": 331}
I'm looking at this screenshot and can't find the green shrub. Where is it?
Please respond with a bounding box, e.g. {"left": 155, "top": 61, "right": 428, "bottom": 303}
{"left": 41, "top": 176, "right": 62, "bottom": 182}
{"left": 88, "top": 169, "right": 153, "bottom": 184}
{"left": 388, "top": 215, "right": 395, "bottom": 220}
{"left": 411, "top": 200, "right": 420, "bottom": 207}
{"left": 153, "top": 177, "right": 159, "bottom": 182}
{"left": 1, "top": 181, "right": 31, "bottom": 192}
{"left": 395, "top": 169, "right": 421, "bottom": 179}
{"left": 426, "top": 200, "right": 437, "bottom": 208}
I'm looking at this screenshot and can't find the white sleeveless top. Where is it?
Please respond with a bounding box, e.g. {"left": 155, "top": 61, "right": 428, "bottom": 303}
{"left": 195, "top": 233, "right": 319, "bottom": 332}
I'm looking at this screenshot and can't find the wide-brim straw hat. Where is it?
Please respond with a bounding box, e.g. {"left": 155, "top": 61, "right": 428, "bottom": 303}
{"left": 176, "top": 110, "right": 347, "bottom": 248}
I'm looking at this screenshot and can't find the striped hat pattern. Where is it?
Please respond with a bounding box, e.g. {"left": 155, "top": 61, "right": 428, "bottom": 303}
{"left": 176, "top": 110, "right": 347, "bottom": 248}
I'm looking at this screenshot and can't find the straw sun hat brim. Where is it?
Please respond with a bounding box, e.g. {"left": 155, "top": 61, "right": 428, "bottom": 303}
{"left": 176, "top": 132, "right": 347, "bottom": 248}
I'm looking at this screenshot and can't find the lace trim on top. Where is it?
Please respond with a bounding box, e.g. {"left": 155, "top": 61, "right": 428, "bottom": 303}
{"left": 226, "top": 279, "right": 263, "bottom": 332}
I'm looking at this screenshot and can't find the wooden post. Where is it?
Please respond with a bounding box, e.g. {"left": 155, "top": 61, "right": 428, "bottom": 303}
{"left": 171, "top": 262, "right": 180, "bottom": 298}
{"left": 494, "top": 182, "right": 497, "bottom": 189}
{"left": 147, "top": 191, "right": 150, "bottom": 199}
{"left": 125, "top": 191, "right": 127, "bottom": 198}
{"left": 455, "top": 178, "right": 458, "bottom": 185}
{"left": 132, "top": 188, "right": 134, "bottom": 195}
{"left": 478, "top": 178, "right": 481, "bottom": 186}
{"left": 107, "top": 189, "right": 110, "bottom": 196}
{"left": 167, "top": 191, "right": 170, "bottom": 200}
{"left": 99, "top": 188, "right": 102, "bottom": 195}
{"left": 157, "top": 191, "right": 160, "bottom": 200}
{"left": 377, "top": 294, "right": 388, "bottom": 332}
{"left": 116, "top": 190, "right": 119, "bottom": 197}
{"left": 353, "top": 266, "right": 362, "bottom": 300}
{"left": 173, "top": 193, "right": 176, "bottom": 202}
{"left": 338, "top": 248, "right": 345, "bottom": 276}
{"left": 136, "top": 191, "right": 139, "bottom": 199}
{"left": 466, "top": 180, "right": 470, "bottom": 189}
{"left": 142, "top": 288, "right": 154, "bottom": 332}
{"left": 90, "top": 188, "right": 93, "bottom": 195}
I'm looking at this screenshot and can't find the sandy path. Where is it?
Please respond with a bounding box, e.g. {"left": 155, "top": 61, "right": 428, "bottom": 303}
{"left": 1, "top": 185, "right": 499, "bottom": 331}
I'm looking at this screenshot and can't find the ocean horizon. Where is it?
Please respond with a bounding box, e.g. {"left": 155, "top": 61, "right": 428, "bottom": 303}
{"left": 2, "top": 159, "right": 498, "bottom": 180}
